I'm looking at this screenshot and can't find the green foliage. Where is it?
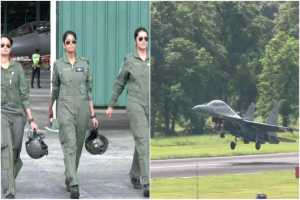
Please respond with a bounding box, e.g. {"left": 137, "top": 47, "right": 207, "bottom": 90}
{"left": 257, "top": 32, "right": 299, "bottom": 126}
{"left": 274, "top": 2, "right": 299, "bottom": 38}
{"left": 151, "top": 1, "right": 299, "bottom": 136}
{"left": 151, "top": 134, "right": 299, "bottom": 160}
{"left": 151, "top": 170, "right": 299, "bottom": 198}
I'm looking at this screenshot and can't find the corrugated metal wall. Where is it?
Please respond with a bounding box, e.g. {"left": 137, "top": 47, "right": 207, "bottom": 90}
{"left": 57, "top": 1, "right": 150, "bottom": 106}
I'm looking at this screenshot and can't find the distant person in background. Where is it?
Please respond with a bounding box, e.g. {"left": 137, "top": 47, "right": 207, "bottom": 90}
{"left": 31, "top": 49, "right": 41, "bottom": 88}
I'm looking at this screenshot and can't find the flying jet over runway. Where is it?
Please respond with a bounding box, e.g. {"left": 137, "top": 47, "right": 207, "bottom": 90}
{"left": 192, "top": 100, "right": 296, "bottom": 150}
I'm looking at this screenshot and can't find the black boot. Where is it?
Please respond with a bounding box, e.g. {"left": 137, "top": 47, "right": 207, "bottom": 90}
{"left": 70, "top": 185, "right": 80, "bottom": 199}
{"left": 5, "top": 194, "right": 15, "bottom": 199}
{"left": 65, "top": 178, "right": 70, "bottom": 192}
{"left": 143, "top": 184, "right": 149, "bottom": 198}
{"left": 131, "top": 177, "right": 142, "bottom": 189}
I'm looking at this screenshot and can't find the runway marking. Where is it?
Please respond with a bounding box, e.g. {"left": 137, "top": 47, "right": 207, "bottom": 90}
{"left": 151, "top": 152, "right": 299, "bottom": 163}
{"left": 151, "top": 163, "right": 222, "bottom": 169}
{"left": 151, "top": 163, "right": 296, "bottom": 170}
{"left": 152, "top": 171, "right": 272, "bottom": 179}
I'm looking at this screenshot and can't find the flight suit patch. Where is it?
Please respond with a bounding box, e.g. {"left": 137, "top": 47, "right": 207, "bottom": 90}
{"left": 75, "top": 67, "right": 84, "bottom": 72}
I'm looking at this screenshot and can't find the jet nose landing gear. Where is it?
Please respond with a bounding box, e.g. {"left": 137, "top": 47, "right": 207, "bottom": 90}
{"left": 230, "top": 141, "right": 236, "bottom": 150}
{"left": 255, "top": 142, "right": 261, "bottom": 150}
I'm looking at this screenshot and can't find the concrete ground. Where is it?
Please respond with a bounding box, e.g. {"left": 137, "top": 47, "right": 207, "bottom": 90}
{"left": 14, "top": 69, "right": 145, "bottom": 198}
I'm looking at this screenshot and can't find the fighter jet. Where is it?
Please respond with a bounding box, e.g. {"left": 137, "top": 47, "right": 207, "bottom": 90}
{"left": 192, "top": 100, "right": 296, "bottom": 150}
{"left": 9, "top": 21, "right": 50, "bottom": 57}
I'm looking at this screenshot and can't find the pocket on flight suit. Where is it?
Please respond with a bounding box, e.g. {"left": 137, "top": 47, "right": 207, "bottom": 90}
{"left": 1, "top": 116, "right": 10, "bottom": 149}
{"left": 1, "top": 133, "right": 8, "bottom": 149}
{"left": 127, "top": 102, "right": 144, "bottom": 135}
{"left": 60, "top": 69, "right": 72, "bottom": 83}
{"left": 79, "top": 84, "right": 87, "bottom": 96}
{"left": 75, "top": 66, "right": 88, "bottom": 97}
{"left": 59, "top": 69, "right": 72, "bottom": 98}
{"left": 57, "top": 101, "right": 67, "bottom": 145}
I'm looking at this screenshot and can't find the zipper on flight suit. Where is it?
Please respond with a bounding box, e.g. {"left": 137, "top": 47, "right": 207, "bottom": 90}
{"left": 10, "top": 71, "right": 14, "bottom": 85}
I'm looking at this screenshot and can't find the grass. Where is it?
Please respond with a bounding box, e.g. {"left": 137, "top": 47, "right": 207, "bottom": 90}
{"left": 151, "top": 170, "right": 299, "bottom": 199}
{"left": 151, "top": 133, "right": 299, "bottom": 160}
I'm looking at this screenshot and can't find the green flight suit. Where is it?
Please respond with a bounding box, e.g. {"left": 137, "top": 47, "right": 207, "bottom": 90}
{"left": 51, "top": 55, "right": 92, "bottom": 187}
{"left": 1, "top": 61, "right": 30, "bottom": 197}
{"left": 109, "top": 52, "right": 150, "bottom": 185}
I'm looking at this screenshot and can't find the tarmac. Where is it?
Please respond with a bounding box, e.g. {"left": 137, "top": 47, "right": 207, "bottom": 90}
{"left": 151, "top": 152, "right": 299, "bottom": 178}
{"left": 14, "top": 69, "right": 145, "bottom": 198}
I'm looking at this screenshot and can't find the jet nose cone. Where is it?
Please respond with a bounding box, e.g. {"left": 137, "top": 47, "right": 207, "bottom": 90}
{"left": 192, "top": 104, "right": 206, "bottom": 111}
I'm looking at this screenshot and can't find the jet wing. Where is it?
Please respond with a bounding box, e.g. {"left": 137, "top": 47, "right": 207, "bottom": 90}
{"left": 221, "top": 115, "right": 243, "bottom": 122}
{"left": 277, "top": 137, "right": 296, "bottom": 143}
{"left": 243, "top": 120, "right": 295, "bottom": 132}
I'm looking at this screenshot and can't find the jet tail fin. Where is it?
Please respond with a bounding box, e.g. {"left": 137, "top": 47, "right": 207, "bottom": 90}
{"left": 266, "top": 101, "right": 281, "bottom": 125}
{"left": 243, "top": 102, "right": 255, "bottom": 121}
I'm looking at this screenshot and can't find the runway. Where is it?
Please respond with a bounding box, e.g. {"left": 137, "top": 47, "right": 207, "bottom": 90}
{"left": 151, "top": 152, "right": 299, "bottom": 178}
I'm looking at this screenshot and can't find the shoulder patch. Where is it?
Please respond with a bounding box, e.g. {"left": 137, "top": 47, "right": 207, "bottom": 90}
{"left": 56, "top": 57, "right": 64, "bottom": 64}
{"left": 124, "top": 54, "right": 135, "bottom": 64}
{"left": 14, "top": 61, "right": 23, "bottom": 71}
{"left": 124, "top": 55, "right": 129, "bottom": 62}
{"left": 80, "top": 57, "right": 90, "bottom": 65}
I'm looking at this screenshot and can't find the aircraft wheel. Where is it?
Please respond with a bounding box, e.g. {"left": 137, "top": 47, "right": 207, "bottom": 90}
{"left": 220, "top": 133, "right": 225, "bottom": 138}
{"left": 230, "top": 141, "right": 236, "bottom": 150}
{"left": 255, "top": 142, "right": 261, "bottom": 150}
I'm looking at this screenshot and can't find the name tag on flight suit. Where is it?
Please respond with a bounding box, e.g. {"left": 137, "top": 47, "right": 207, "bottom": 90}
{"left": 75, "top": 67, "right": 84, "bottom": 72}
